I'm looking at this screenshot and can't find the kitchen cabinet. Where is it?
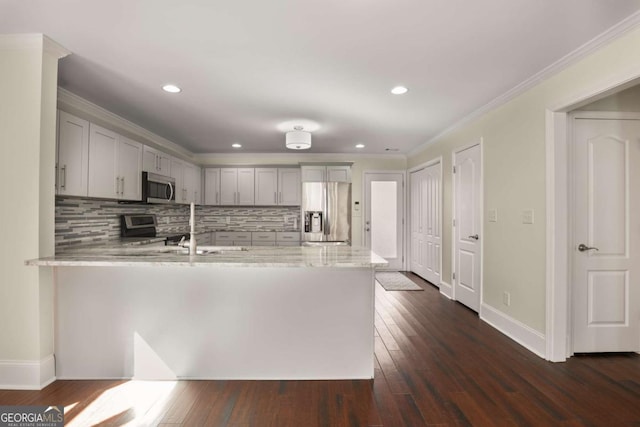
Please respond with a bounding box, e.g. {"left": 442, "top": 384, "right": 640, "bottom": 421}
{"left": 56, "top": 110, "right": 89, "bottom": 197}
{"left": 88, "top": 124, "right": 142, "bottom": 200}
{"left": 171, "top": 158, "right": 200, "bottom": 204}
{"left": 255, "top": 168, "right": 301, "bottom": 206}
{"left": 220, "top": 168, "right": 254, "bottom": 205}
{"left": 276, "top": 231, "right": 301, "bottom": 246}
{"left": 301, "top": 165, "right": 351, "bottom": 183}
{"left": 214, "top": 231, "right": 252, "bottom": 246}
{"left": 143, "top": 145, "right": 171, "bottom": 176}
{"left": 254, "top": 168, "right": 278, "bottom": 205}
{"left": 278, "top": 168, "right": 301, "bottom": 205}
{"left": 204, "top": 168, "right": 221, "bottom": 205}
{"left": 251, "top": 231, "right": 276, "bottom": 246}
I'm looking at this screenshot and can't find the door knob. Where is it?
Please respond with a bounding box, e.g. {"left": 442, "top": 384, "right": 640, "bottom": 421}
{"left": 468, "top": 234, "right": 479, "bottom": 240}
{"left": 578, "top": 243, "right": 599, "bottom": 252}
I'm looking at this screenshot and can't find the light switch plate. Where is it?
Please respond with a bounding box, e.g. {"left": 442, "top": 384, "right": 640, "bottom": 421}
{"left": 488, "top": 209, "right": 498, "bottom": 222}
{"left": 522, "top": 209, "right": 534, "bottom": 224}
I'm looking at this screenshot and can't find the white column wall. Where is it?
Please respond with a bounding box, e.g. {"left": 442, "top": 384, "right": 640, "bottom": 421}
{"left": 0, "top": 34, "right": 68, "bottom": 389}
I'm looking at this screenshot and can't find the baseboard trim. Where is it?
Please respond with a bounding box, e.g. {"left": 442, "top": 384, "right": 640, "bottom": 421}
{"left": 480, "top": 303, "right": 546, "bottom": 359}
{"left": 0, "top": 355, "right": 56, "bottom": 390}
{"left": 439, "top": 281, "right": 453, "bottom": 299}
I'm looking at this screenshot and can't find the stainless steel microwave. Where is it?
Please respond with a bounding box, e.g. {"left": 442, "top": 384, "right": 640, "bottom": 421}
{"left": 142, "top": 172, "right": 175, "bottom": 204}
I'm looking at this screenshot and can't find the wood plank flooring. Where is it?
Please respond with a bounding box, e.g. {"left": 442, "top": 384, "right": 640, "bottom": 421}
{"left": 1, "top": 272, "right": 639, "bottom": 426}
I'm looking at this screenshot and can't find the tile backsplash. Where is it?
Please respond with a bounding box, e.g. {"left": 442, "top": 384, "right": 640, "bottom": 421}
{"left": 55, "top": 197, "right": 300, "bottom": 249}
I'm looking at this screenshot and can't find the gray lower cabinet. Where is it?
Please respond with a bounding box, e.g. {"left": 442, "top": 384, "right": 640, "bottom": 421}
{"left": 252, "top": 232, "right": 276, "bottom": 246}
{"left": 214, "top": 232, "right": 252, "bottom": 246}
{"left": 276, "top": 232, "right": 301, "bottom": 246}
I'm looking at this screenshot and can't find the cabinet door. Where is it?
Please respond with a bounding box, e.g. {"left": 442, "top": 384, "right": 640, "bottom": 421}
{"left": 204, "top": 168, "right": 221, "bottom": 205}
{"left": 327, "top": 166, "right": 351, "bottom": 182}
{"left": 88, "top": 124, "right": 119, "bottom": 199}
{"left": 183, "top": 163, "right": 196, "bottom": 204}
{"left": 278, "top": 168, "right": 301, "bottom": 205}
{"left": 118, "top": 137, "right": 143, "bottom": 201}
{"left": 254, "top": 168, "right": 278, "bottom": 205}
{"left": 142, "top": 146, "right": 158, "bottom": 173}
{"left": 301, "top": 166, "right": 326, "bottom": 182}
{"left": 57, "top": 111, "right": 89, "bottom": 197}
{"left": 220, "top": 168, "right": 238, "bottom": 205}
{"left": 158, "top": 153, "right": 171, "bottom": 176}
{"left": 194, "top": 166, "right": 202, "bottom": 204}
{"left": 237, "top": 168, "right": 255, "bottom": 205}
{"left": 171, "top": 158, "right": 186, "bottom": 203}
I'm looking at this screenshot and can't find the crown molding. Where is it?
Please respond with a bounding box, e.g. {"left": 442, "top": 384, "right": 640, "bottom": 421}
{"left": 408, "top": 10, "right": 640, "bottom": 157}
{"left": 43, "top": 35, "right": 70, "bottom": 59}
{"left": 57, "top": 87, "right": 193, "bottom": 160}
{"left": 194, "top": 152, "right": 407, "bottom": 163}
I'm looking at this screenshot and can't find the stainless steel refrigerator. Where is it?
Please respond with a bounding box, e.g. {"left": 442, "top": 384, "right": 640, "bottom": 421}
{"left": 301, "top": 182, "right": 351, "bottom": 245}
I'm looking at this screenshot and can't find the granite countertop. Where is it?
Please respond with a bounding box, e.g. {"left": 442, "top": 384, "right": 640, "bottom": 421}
{"left": 27, "top": 245, "right": 387, "bottom": 268}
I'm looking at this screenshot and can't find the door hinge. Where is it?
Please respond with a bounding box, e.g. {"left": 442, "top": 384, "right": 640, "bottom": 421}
{"left": 453, "top": 218, "right": 456, "bottom": 226}
{"left": 453, "top": 165, "right": 456, "bottom": 173}
{"left": 453, "top": 272, "right": 456, "bottom": 280}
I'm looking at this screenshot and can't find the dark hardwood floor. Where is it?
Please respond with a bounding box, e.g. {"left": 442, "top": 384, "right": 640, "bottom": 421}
{"left": 1, "top": 272, "right": 639, "bottom": 426}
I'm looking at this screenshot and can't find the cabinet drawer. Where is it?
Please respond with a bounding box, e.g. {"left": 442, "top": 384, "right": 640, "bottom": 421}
{"left": 214, "top": 239, "right": 234, "bottom": 246}
{"left": 215, "top": 232, "right": 251, "bottom": 241}
{"left": 276, "top": 232, "right": 301, "bottom": 242}
{"left": 277, "top": 242, "right": 301, "bottom": 247}
{"left": 251, "top": 242, "right": 276, "bottom": 246}
{"left": 252, "top": 232, "right": 276, "bottom": 242}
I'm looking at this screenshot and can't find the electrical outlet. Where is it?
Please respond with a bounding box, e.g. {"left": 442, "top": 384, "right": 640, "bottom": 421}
{"left": 488, "top": 209, "right": 498, "bottom": 222}
{"left": 226, "top": 216, "right": 231, "bottom": 224}
{"left": 503, "top": 291, "right": 511, "bottom": 307}
{"left": 522, "top": 209, "right": 534, "bottom": 224}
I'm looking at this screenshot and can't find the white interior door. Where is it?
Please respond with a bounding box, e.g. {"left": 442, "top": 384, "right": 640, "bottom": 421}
{"left": 365, "top": 172, "right": 404, "bottom": 271}
{"left": 572, "top": 115, "right": 640, "bottom": 353}
{"left": 454, "top": 144, "right": 481, "bottom": 312}
{"left": 410, "top": 162, "right": 441, "bottom": 286}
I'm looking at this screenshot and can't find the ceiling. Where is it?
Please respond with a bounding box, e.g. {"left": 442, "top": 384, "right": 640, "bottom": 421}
{"left": 3, "top": 1, "right": 640, "bottom": 154}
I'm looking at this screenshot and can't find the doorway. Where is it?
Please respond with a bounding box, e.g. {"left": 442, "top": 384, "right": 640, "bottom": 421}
{"left": 409, "top": 159, "right": 442, "bottom": 286}
{"left": 570, "top": 112, "right": 640, "bottom": 353}
{"left": 364, "top": 172, "right": 405, "bottom": 271}
{"left": 453, "top": 143, "right": 482, "bottom": 312}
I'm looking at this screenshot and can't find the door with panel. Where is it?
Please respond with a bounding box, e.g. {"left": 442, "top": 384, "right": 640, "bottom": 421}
{"left": 204, "top": 168, "right": 221, "bottom": 205}
{"left": 117, "top": 137, "right": 143, "bottom": 201}
{"left": 88, "top": 124, "right": 119, "bottom": 199}
{"left": 255, "top": 168, "right": 278, "bottom": 205}
{"left": 572, "top": 115, "right": 640, "bottom": 353}
{"left": 410, "top": 169, "right": 426, "bottom": 278}
{"left": 453, "top": 144, "right": 482, "bottom": 312}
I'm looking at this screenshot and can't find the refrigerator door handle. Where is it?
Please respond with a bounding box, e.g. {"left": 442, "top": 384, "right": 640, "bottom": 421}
{"left": 324, "top": 184, "right": 330, "bottom": 237}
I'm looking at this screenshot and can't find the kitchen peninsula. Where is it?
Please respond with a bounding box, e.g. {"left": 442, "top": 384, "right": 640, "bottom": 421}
{"left": 27, "top": 245, "right": 386, "bottom": 380}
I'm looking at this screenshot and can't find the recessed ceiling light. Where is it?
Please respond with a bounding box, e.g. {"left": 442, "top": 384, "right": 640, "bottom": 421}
{"left": 355, "top": 144, "right": 365, "bottom": 148}
{"left": 162, "top": 84, "right": 181, "bottom": 93}
{"left": 391, "top": 86, "right": 408, "bottom": 95}
{"left": 232, "top": 143, "right": 242, "bottom": 148}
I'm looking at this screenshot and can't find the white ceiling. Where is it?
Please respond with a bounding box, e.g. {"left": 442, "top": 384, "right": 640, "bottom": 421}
{"left": 3, "top": 1, "right": 640, "bottom": 154}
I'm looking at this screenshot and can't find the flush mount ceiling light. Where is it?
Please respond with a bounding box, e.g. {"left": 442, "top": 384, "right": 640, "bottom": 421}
{"left": 286, "top": 126, "right": 312, "bottom": 150}
{"left": 231, "top": 143, "right": 242, "bottom": 148}
{"left": 162, "top": 84, "right": 181, "bottom": 93}
{"left": 391, "top": 86, "right": 408, "bottom": 95}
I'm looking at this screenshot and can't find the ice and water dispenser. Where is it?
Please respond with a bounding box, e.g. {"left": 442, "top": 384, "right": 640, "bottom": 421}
{"left": 304, "top": 211, "right": 323, "bottom": 233}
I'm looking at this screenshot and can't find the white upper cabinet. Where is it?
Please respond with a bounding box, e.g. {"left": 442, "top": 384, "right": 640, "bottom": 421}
{"left": 88, "top": 124, "right": 119, "bottom": 199}
{"left": 88, "top": 124, "right": 142, "bottom": 200}
{"left": 237, "top": 168, "right": 255, "bottom": 205}
{"left": 327, "top": 166, "right": 351, "bottom": 183}
{"left": 204, "top": 168, "right": 221, "bottom": 205}
{"left": 301, "top": 166, "right": 326, "bottom": 182}
{"left": 170, "top": 158, "right": 186, "bottom": 203}
{"left": 117, "top": 136, "right": 143, "bottom": 201}
{"left": 301, "top": 165, "right": 351, "bottom": 183}
{"left": 278, "top": 168, "right": 301, "bottom": 205}
{"left": 254, "top": 168, "right": 278, "bottom": 205}
{"left": 183, "top": 163, "right": 199, "bottom": 204}
{"left": 220, "top": 168, "right": 255, "bottom": 205}
{"left": 143, "top": 145, "right": 171, "bottom": 176}
{"left": 56, "top": 110, "right": 89, "bottom": 197}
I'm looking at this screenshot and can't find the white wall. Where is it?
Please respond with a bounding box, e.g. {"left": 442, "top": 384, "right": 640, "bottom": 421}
{"left": 408, "top": 25, "right": 640, "bottom": 335}
{"left": 0, "top": 34, "right": 67, "bottom": 389}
